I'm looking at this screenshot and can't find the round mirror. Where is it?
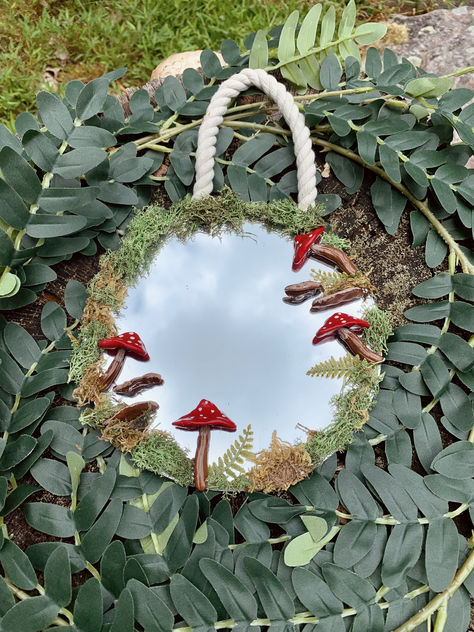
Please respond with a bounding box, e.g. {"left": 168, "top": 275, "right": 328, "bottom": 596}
{"left": 114, "top": 222, "right": 374, "bottom": 465}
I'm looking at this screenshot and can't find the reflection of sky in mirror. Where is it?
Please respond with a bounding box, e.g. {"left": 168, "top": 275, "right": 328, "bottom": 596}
{"left": 115, "top": 222, "right": 371, "bottom": 463}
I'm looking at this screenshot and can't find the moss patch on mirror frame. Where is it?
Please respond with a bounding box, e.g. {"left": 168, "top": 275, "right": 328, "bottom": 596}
{"left": 69, "top": 187, "right": 392, "bottom": 491}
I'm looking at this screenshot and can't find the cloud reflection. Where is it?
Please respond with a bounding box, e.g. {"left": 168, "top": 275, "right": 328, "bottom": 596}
{"left": 115, "top": 223, "right": 372, "bottom": 464}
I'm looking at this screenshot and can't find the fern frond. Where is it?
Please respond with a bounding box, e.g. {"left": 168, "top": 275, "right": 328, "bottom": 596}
{"left": 208, "top": 424, "right": 255, "bottom": 485}
{"left": 307, "top": 354, "right": 371, "bottom": 379}
{"left": 310, "top": 268, "right": 349, "bottom": 288}
{"left": 251, "top": 1, "right": 387, "bottom": 90}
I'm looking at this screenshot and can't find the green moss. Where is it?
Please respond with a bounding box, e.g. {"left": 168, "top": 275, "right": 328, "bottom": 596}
{"left": 362, "top": 305, "right": 393, "bottom": 354}
{"left": 131, "top": 432, "right": 193, "bottom": 487}
{"left": 80, "top": 399, "right": 124, "bottom": 429}
{"left": 68, "top": 320, "right": 108, "bottom": 385}
{"left": 321, "top": 231, "right": 351, "bottom": 251}
{"left": 306, "top": 363, "right": 382, "bottom": 464}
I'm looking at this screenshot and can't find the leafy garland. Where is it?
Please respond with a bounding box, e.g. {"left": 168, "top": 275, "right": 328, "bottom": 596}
{"left": 0, "top": 2, "right": 472, "bottom": 630}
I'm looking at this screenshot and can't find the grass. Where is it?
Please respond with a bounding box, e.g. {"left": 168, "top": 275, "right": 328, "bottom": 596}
{"left": 0, "top": 0, "right": 460, "bottom": 128}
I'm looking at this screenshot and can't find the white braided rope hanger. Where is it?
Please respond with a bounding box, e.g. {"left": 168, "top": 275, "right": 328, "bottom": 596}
{"left": 192, "top": 68, "right": 318, "bottom": 211}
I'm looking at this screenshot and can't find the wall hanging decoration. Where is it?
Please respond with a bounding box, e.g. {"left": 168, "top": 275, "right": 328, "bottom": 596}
{"left": 0, "top": 2, "right": 473, "bottom": 630}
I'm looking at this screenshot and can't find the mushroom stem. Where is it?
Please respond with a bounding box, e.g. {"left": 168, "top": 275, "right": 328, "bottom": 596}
{"left": 285, "top": 280, "right": 323, "bottom": 297}
{"left": 113, "top": 373, "right": 164, "bottom": 397}
{"left": 310, "top": 287, "right": 365, "bottom": 312}
{"left": 337, "top": 328, "right": 384, "bottom": 363}
{"left": 99, "top": 347, "right": 126, "bottom": 391}
{"left": 194, "top": 426, "right": 211, "bottom": 491}
{"left": 283, "top": 291, "right": 320, "bottom": 305}
{"left": 310, "top": 244, "right": 358, "bottom": 275}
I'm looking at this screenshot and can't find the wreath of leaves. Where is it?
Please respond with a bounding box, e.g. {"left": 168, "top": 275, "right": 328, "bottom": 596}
{"left": 0, "top": 2, "right": 473, "bottom": 630}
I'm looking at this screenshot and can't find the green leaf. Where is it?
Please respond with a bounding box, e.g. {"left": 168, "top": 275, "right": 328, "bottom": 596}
{"left": 420, "top": 353, "right": 451, "bottom": 398}
{"left": 297, "top": 5, "right": 321, "bottom": 54}
{"left": 322, "top": 563, "right": 376, "bottom": 608}
{"left": 44, "top": 546, "right": 71, "bottom": 607}
{"left": 0, "top": 484, "right": 38, "bottom": 518}
{"left": 292, "top": 567, "right": 343, "bottom": 616}
{"left": 36, "top": 91, "right": 74, "bottom": 140}
{"left": 76, "top": 77, "right": 110, "bottom": 120}
{"left": 0, "top": 231, "right": 14, "bottom": 267}
{"left": 73, "top": 578, "right": 103, "bottom": 632}
{"left": 41, "top": 302, "right": 67, "bottom": 341}
{"left": 382, "top": 523, "right": 423, "bottom": 588}
{"left": 170, "top": 573, "right": 217, "bottom": 628}
{"left": 111, "top": 588, "right": 134, "bottom": 632}
{"left": 334, "top": 519, "right": 377, "bottom": 567}
{"left": 278, "top": 10, "right": 306, "bottom": 87}
{"left": 127, "top": 578, "right": 174, "bottom": 632}
{"left": 249, "top": 30, "right": 269, "bottom": 69}
{"left": 0, "top": 348, "right": 24, "bottom": 394}
{"left": 116, "top": 504, "right": 153, "bottom": 539}
{"left": 338, "top": 0, "right": 356, "bottom": 37}
{"left": 64, "top": 279, "right": 87, "bottom": 320}
{"left": 0, "top": 146, "right": 42, "bottom": 204}
{"left": 412, "top": 272, "right": 453, "bottom": 298}
{"left": 425, "top": 229, "right": 447, "bottom": 268}
{"left": 66, "top": 451, "right": 85, "bottom": 498}
{"left": 41, "top": 420, "right": 83, "bottom": 456}
{"left": 0, "top": 179, "right": 29, "bottom": 229}
{"left": 75, "top": 467, "right": 116, "bottom": 531}
{"left": 67, "top": 125, "right": 117, "bottom": 148}
{"left": 26, "top": 214, "right": 87, "bottom": 238}
{"left": 425, "top": 518, "right": 459, "bottom": 592}
{"left": 379, "top": 143, "right": 401, "bottom": 183}
{"left": 232, "top": 133, "right": 275, "bottom": 167}
{"left": 80, "top": 499, "right": 123, "bottom": 564}
{"left": 55, "top": 148, "right": 107, "bottom": 178}
{"left": 370, "top": 177, "right": 406, "bottom": 234}
{"left": 361, "top": 464, "right": 417, "bottom": 521}
{"left": 0, "top": 273, "right": 20, "bottom": 299}
{"left": 30, "top": 458, "right": 72, "bottom": 496}
{"left": 200, "top": 49, "right": 222, "bottom": 78}
{"left": 320, "top": 54, "right": 342, "bottom": 91}
{"left": 405, "top": 76, "right": 452, "bottom": 98}
{"left": 0, "top": 539, "right": 37, "bottom": 590}
{"left": 244, "top": 557, "right": 294, "bottom": 621}
{"left": 221, "top": 39, "right": 241, "bottom": 64}
{"left": 248, "top": 497, "right": 305, "bottom": 524}
{"left": 410, "top": 210, "right": 431, "bottom": 247}
{"left": 25, "top": 502, "right": 76, "bottom": 537}
{"left": 301, "top": 515, "right": 328, "bottom": 541}
{"left": 100, "top": 541, "right": 125, "bottom": 597}
{"left": 413, "top": 413, "right": 443, "bottom": 473}
{"left": 0, "top": 595, "right": 59, "bottom": 632}
{"left": 0, "top": 435, "right": 36, "bottom": 469}
{"left": 326, "top": 151, "right": 363, "bottom": 194}
{"left": 284, "top": 531, "right": 326, "bottom": 567}
{"left": 336, "top": 469, "right": 380, "bottom": 519}
{"left": 354, "top": 22, "right": 387, "bottom": 45}
{"left": 4, "top": 322, "right": 41, "bottom": 368}
{"left": 200, "top": 558, "right": 258, "bottom": 622}
{"left": 39, "top": 186, "right": 100, "bottom": 212}
{"left": 404, "top": 301, "right": 450, "bottom": 323}
{"left": 22, "top": 368, "right": 69, "bottom": 397}
{"left": 432, "top": 441, "right": 474, "bottom": 479}
{"left": 450, "top": 301, "right": 474, "bottom": 331}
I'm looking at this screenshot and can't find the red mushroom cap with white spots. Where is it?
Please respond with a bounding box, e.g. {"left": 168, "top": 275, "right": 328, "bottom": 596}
{"left": 312, "top": 312, "right": 370, "bottom": 345}
{"left": 172, "top": 399, "right": 237, "bottom": 432}
{"left": 98, "top": 332, "right": 150, "bottom": 361}
{"left": 292, "top": 226, "right": 325, "bottom": 272}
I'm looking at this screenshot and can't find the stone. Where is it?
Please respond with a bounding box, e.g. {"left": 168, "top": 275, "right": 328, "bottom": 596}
{"left": 151, "top": 50, "right": 225, "bottom": 81}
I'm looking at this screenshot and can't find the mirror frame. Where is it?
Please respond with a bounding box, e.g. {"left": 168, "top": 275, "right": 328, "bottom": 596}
{"left": 69, "top": 188, "right": 391, "bottom": 492}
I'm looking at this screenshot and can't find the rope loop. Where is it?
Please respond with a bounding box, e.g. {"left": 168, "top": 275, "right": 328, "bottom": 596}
{"left": 192, "top": 68, "right": 317, "bottom": 210}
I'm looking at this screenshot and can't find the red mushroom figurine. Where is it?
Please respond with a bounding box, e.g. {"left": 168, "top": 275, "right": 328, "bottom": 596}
{"left": 172, "top": 399, "right": 237, "bottom": 491}
{"left": 312, "top": 312, "right": 383, "bottom": 363}
{"left": 98, "top": 332, "right": 150, "bottom": 391}
{"left": 292, "top": 227, "right": 325, "bottom": 272}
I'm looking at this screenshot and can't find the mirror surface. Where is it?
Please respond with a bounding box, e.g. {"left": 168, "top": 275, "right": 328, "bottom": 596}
{"left": 115, "top": 222, "right": 372, "bottom": 463}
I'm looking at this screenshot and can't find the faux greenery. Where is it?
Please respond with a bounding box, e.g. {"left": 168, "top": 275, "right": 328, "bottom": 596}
{"left": 0, "top": 2, "right": 473, "bottom": 631}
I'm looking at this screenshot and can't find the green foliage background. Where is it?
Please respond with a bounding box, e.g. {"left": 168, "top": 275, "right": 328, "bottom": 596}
{"left": 0, "top": 3, "right": 472, "bottom": 630}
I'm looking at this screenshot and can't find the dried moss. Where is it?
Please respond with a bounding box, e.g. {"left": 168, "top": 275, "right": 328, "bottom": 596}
{"left": 69, "top": 320, "right": 108, "bottom": 386}
{"left": 321, "top": 232, "right": 351, "bottom": 251}
{"left": 249, "top": 431, "right": 313, "bottom": 493}
{"left": 131, "top": 431, "right": 193, "bottom": 487}
{"left": 80, "top": 399, "right": 126, "bottom": 429}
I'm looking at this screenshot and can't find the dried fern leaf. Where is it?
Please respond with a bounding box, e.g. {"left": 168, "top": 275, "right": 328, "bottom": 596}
{"left": 307, "top": 354, "right": 371, "bottom": 379}
{"left": 208, "top": 424, "right": 255, "bottom": 482}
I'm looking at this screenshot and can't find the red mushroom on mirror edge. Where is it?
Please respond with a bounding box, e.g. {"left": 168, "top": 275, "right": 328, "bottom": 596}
{"left": 98, "top": 332, "right": 150, "bottom": 391}
{"left": 313, "top": 312, "right": 384, "bottom": 363}
{"left": 292, "top": 226, "right": 358, "bottom": 275}
{"left": 173, "top": 399, "right": 237, "bottom": 491}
